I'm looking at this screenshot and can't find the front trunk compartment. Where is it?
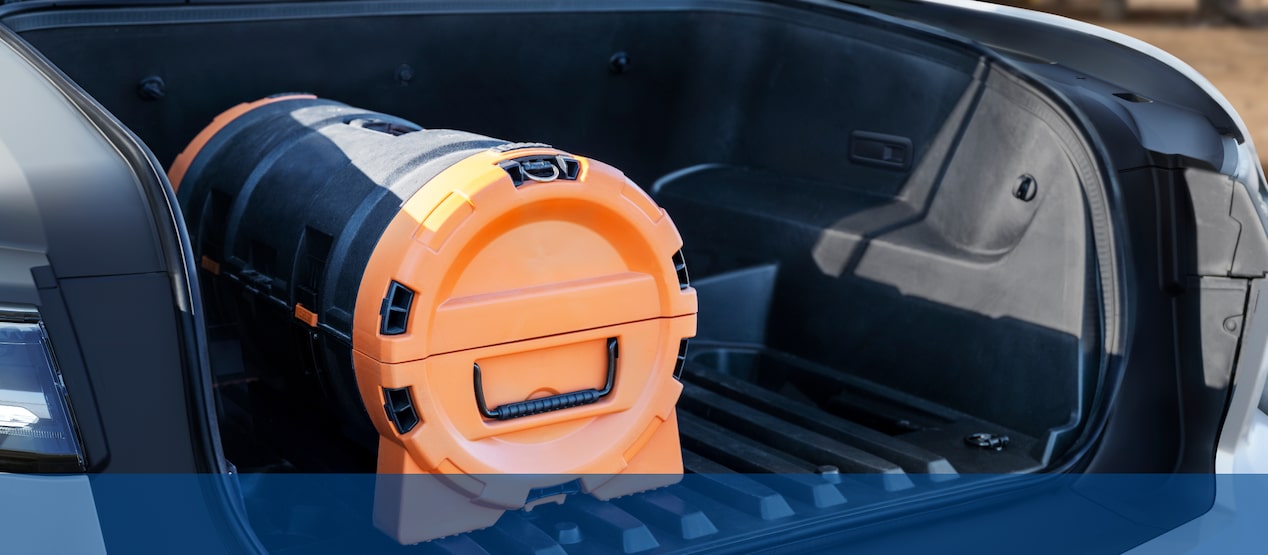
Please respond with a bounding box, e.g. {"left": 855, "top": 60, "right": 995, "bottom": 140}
{"left": 8, "top": 1, "right": 1122, "bottom": 552}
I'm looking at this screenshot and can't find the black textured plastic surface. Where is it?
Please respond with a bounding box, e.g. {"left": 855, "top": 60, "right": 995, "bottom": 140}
{"left": 654, "top": 134, "right": 1097, "bottom": 456}
{"left": 174, "top": 97, "right": 506, "bottom": 455}
{"left": 494, "top": 390, "right": 601, "bottom": 420}
{"left": 14, "top": 3, "right": 977, "bottom": 191}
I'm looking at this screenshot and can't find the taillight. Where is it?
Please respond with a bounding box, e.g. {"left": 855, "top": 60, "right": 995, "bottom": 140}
{"left": 0, "top": 305, "right": 85, "bottom": 472}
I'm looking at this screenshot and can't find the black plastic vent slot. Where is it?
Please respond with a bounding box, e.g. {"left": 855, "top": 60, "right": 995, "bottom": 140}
{"left": 383, "top": 387, "right": 419, "bottom": 434}
{"left": 673, "top": 250, "right": 690, "bottom": 290}
{"left": 250, "top": 240, "right": 277, "bottom": 278}
{"left": 674, "top": 339, "right": 690, "bottom": 381}
{"left": 379, "top": 281, "right": 414, "bottom": 336}
{"left": 346, "top": 117, "right": 421, "bottom": 136}
{"left": 525, "top": 479, "right": 583, "bottom": 504}
{"left": 1113, "top": 92, "right": 1153, "bottom": 104}
{"left": 293, "top": 227, "right": 332, "bottom": 308}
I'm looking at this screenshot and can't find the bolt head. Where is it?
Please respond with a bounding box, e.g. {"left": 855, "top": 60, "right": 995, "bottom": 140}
{"left": 1015, "top": 174, "right": 1038, "bottom": 202}
{"left": 136, "top": 75, "right": 166, "bottom": 101}
{"left": 609, "top": 51, "right": 630, "bottom": 74}
{"left": 395, "top": 64, "right": 414, "bottom": 84}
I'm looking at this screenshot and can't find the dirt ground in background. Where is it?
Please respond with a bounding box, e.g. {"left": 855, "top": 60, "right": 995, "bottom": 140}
{"left": 1006, "top": 1, "right": 1268, "bottom": 168}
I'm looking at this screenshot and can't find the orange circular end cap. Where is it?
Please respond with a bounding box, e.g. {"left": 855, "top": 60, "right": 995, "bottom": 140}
{"left": 352, "top": 146, "right": 697, "bottom": 479}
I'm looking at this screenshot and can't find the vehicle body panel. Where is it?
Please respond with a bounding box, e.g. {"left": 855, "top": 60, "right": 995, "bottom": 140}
{"left": 0, "top": 0, "right": 1263, "bottom": 552}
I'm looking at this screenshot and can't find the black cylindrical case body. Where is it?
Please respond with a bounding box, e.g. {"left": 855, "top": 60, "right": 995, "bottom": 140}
{"left": 176, "top": 97, "right": 507, "bottom": 460}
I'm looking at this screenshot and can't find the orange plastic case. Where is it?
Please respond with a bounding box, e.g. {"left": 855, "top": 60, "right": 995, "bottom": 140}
{"left": 171, "top": 97, "right": 696, "bottom": 543}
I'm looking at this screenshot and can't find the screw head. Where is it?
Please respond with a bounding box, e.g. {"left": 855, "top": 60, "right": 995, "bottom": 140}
{"left": 137, "top": 75, "right": 166, "bottom": 101}
{"left": 609, "top": 51, "right": 630, "bottom": 75}
{"left": 395, "top": 64, "right": 414, "bottom": 85}
{"left": 1014, "top": 174, "right": 1038, "bottom": 202}
{"left": 1224, "top": 317, "right": 1240, "bottom": 333}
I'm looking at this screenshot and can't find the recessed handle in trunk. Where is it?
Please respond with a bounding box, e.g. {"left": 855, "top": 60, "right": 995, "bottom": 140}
{"left": 850, "top": 131, "right": 913, "bottom": 171}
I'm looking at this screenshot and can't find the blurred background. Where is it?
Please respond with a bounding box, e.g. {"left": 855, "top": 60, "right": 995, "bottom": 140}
{"left": 994, "top": 0, "right": 1268, "bottom": 169}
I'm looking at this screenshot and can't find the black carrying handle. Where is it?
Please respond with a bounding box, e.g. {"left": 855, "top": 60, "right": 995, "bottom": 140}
{"left": 474, "top": 337, "right": 618, "bottom": 420}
